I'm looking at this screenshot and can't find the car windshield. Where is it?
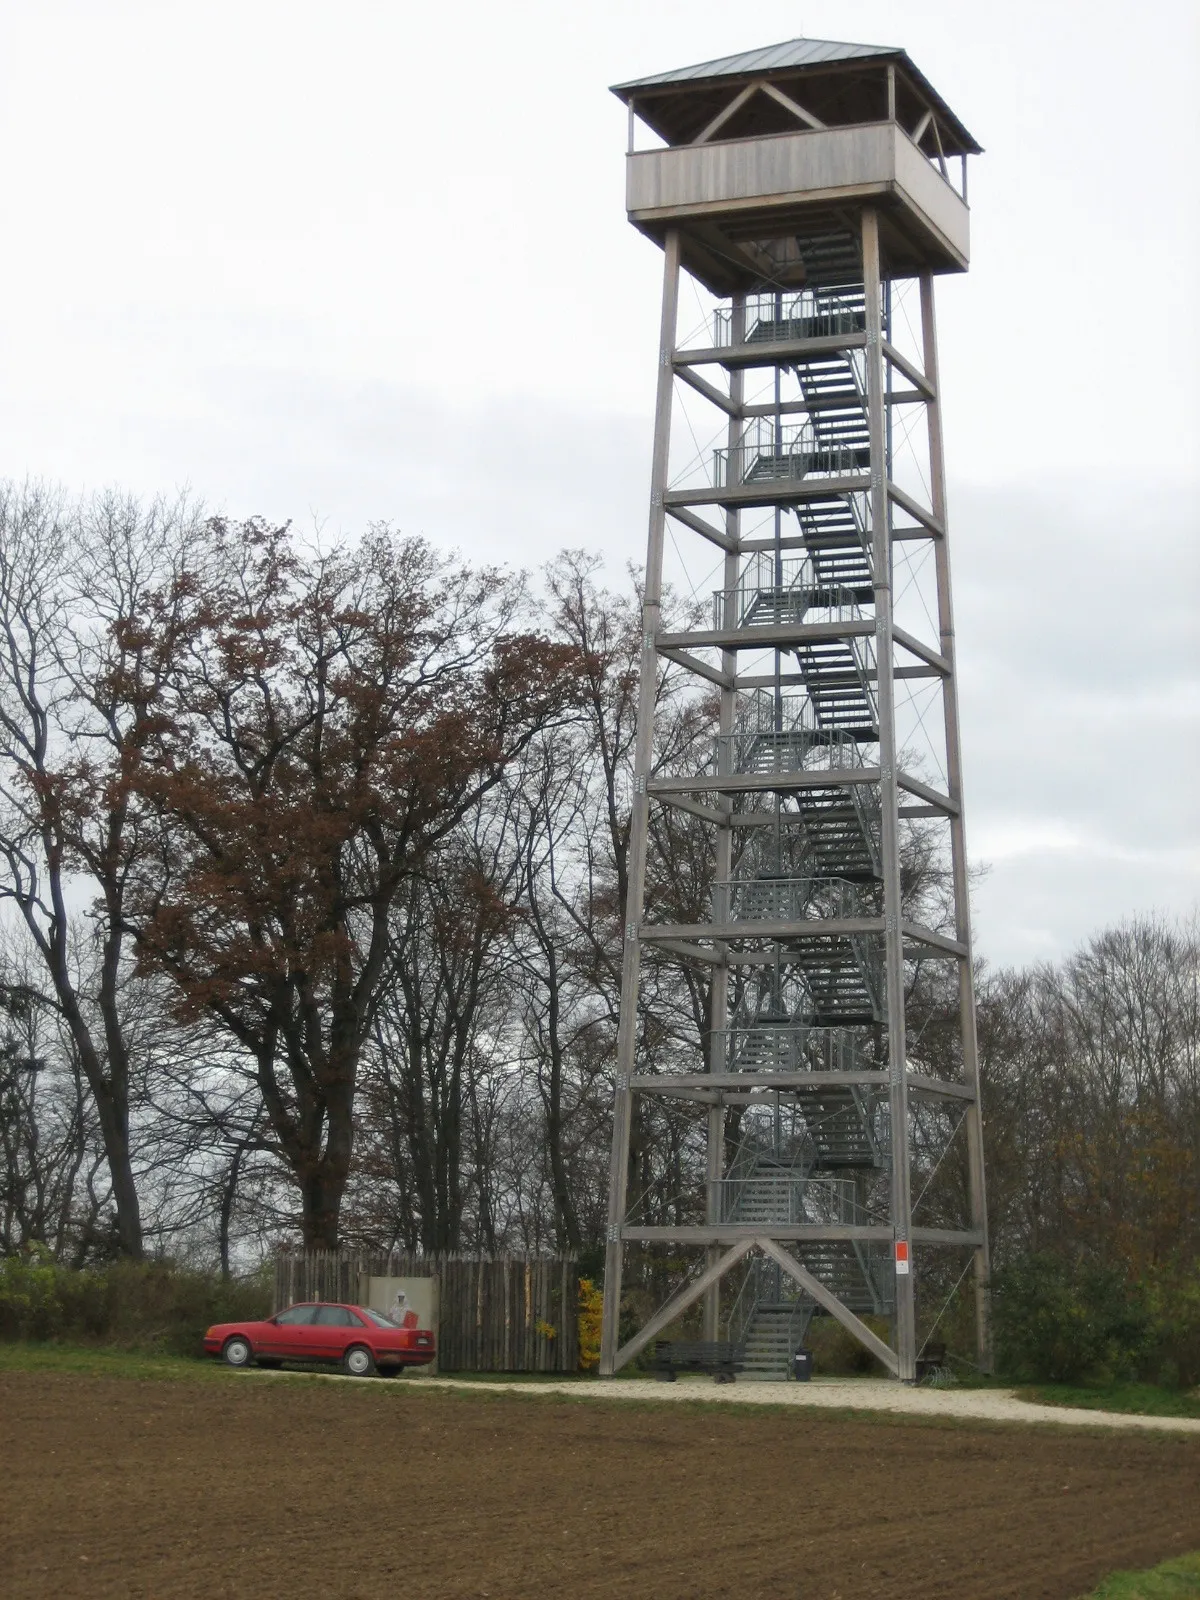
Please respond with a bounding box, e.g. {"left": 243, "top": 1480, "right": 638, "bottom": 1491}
{"left": 358, "top": 1308, "right": 400, "bottom": 1328}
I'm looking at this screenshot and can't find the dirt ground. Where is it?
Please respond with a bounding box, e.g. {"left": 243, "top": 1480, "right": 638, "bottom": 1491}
{"left": 3, "top": 1372, "right": 1200, "bottom": 1600}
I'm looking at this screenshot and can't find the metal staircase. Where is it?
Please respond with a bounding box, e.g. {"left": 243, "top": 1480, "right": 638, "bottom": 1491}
{"left": 793, "top": 1083, "right": 882, "bottom": 1170}
{"left": 791, "top": 1240, "right": 891, "bottom": 1315}
{"left": 791, "top": 637, "right": 877, "bottom": 740}
{"left": 741, "top": 287, "right": 871, "bottom": 476}
{"left": 709, "top": 307, "right": 894, "bottom": 1372}
{"left": 788, "top": 934, "right": 884, "bottom": 1025}
{"left": 719, "top": 1070, "right": 889, "bottom": 1376}
{"left": 741, "top": 1305, "right": 815, "bottom": 1379}
{"left": 794, "top": 497, "right": 874, "bottom": 597}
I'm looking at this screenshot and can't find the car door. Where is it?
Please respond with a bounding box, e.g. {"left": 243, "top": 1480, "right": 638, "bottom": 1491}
{"left": 309, "top": 1304, "right": 361, "bottom": 1362}
{"left": 262, "top": 1304, "right": 320, "bottom": 1358}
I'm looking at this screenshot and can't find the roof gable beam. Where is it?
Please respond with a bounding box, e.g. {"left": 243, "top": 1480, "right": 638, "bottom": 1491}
{"left": 691, "top": 77, "right": 829, "bottom": 145}
{"left": 691, "top": 81, "right": 759, "bottom": 144}
{"left": 760, "top": 80, "right": 827, "bottom": 131}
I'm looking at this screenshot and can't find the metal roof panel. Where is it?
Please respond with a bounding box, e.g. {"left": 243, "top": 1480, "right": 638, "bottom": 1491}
{"left": 611, "top": 37, "right": 900, "bottom": 94}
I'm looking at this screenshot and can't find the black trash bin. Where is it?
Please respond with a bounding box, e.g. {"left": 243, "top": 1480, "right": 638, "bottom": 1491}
{"left": 791, "top": 1350, "right": 813, "bottom": 1382}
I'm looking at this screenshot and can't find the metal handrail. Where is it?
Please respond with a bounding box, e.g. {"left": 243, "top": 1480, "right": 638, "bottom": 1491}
{"left": 717, "top": 1173, "right": 865, "bottom": 1226}
{"left": 714, "top": 721, "right": 867, "bottom": 778}
{"left": 713, "top": 676, "right": 881, "bottom": 777}
{"left": 711, "top": 874, "right": 871, "bottom": 923}
{"left": 713, "top": 288, "right": 867, "bottom": 348}
{"left": 726, "top": 1261, "right": 759, "bottom": 1350}
{"left": 711, "top": 553, "right": 870, "bottom": 631}
{"left": 715, "top": 1024, "right": 873, "bottom": 1074}
{"left": 714, "top": 438, "right": 866, "bottom": 488}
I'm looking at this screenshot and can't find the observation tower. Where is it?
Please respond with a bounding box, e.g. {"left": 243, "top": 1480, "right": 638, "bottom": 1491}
{"left": 601, "top": 37, "right": 989, "bottom": 1382}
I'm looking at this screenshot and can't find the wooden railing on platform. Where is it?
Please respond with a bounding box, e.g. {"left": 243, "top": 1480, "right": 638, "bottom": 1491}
{"left": 272, "top": 1249, "right": 579, "bottom": 1373}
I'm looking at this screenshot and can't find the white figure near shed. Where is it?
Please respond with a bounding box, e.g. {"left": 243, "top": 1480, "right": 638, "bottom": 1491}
{"left": 363, "top": 1275, "right": 439, "bottom": 1373}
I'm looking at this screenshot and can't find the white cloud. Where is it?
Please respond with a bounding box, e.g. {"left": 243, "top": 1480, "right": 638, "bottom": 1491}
{"left": 0, "top": 0, "right": 1195, "bottom": 968}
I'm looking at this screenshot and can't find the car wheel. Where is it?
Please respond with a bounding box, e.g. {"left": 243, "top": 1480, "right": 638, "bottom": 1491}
{"left": 222, "top": 1336, "right": 253, "bottom": 1369}
{"left": 342, "top": 1344, "right": 376, "bottom": 1378}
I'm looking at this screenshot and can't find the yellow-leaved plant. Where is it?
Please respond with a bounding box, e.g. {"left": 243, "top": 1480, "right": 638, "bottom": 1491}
{"left": 577, "top": 1277, "right": 603, "bottom": 1370}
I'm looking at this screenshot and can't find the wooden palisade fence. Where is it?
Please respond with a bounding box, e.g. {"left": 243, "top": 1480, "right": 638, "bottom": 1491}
{"left": 273, "top": 1249, "right": 580, "bottom": 1373}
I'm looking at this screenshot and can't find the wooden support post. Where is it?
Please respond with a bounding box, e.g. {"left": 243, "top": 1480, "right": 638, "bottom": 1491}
{"left": 919, "top": 269, "right": 993, "bottom": 1371}
{"left": 864, "top": 208, "right": 916, "bottom": 1383}
{"left": 600, "top": 231, "right": 682, "bottom": 1377}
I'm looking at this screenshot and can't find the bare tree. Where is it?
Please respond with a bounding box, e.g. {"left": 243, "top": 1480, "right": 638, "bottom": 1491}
{"left": 0, "top": 483, "right": 199, "bottom": 1256}
{"left": 979, "top": 913, "right": 1200, "bottom": 1275}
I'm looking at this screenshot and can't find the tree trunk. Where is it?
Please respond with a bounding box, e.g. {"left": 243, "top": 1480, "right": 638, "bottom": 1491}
{"left": 57, "top": 993, "right": 144, "bottom": 1260}
{"left": 299, "top": 1169, "right": 346, "bottom": 1251}
{"left": 218, "top": 1143, "right": 244, "bottom": 1280}
{"left": 543, "top": 955, "right": 582, "bottom": 1252}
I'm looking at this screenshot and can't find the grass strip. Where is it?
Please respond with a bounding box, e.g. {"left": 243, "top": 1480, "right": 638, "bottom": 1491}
{"left": 1017, "top": 1383, "right": 1200, "bottom": 1421}
{"left": 0, "top": 1342, "right": 235, "bottom": 1383}
{"left": 1083, "top": 1552, "right": 1200, "bottom": 1598}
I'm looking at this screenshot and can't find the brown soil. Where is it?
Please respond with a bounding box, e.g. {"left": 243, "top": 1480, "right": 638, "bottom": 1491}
{"left": 3, "top": 1372, "right": 1199, "bottom": 1600}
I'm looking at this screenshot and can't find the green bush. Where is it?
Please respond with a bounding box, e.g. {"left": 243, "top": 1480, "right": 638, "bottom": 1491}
{"left": 805, "top": 1313, "right": 893, "bottom": 1375}
{"left": 1145, "top": 1263, "right": 1200, "bottom": 1389}
{"left": 0, "top": 1250, "right": 271, "bottom": 1356}
{"left": 993, "top": 1252, "right": 1151, "bottom": 1384}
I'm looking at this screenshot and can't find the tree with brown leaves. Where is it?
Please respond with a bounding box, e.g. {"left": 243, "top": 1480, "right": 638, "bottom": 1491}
{"left": 122, "top": 519, "right": 579, "bottom": 1248}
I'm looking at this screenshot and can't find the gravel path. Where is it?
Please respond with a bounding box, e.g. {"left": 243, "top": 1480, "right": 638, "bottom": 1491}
{"left": 411, "top": 1372, "right": 1200, "bottom": 1433}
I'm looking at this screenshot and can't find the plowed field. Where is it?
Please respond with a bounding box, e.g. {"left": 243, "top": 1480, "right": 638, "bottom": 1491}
{"left": 3, "top": 1371, "right": 1199, "bottom": 1599}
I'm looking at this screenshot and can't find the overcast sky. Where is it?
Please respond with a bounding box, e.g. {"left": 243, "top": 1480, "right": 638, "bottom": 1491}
{"left": 0, "top": 0, "right": 1196, "bottom": 968}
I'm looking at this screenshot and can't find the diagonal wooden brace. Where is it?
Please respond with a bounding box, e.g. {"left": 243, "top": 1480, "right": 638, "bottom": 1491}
{"left": 757, "top": 1237, "right": 899, "bottom": 1376}
{"left": 610, "top": 1237, "right": 757, "bottom": 1373}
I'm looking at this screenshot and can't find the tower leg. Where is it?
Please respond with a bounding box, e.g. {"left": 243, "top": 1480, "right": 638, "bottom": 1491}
{"left": 918, "top": 271, "right": 994, "bottom": 1372}
{"left": 600, "top": 230, "right": 681, "bottom": 1376}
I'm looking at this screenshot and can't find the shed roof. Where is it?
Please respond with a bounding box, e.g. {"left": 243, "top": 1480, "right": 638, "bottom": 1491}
{"left": 611, "top": 37, "right": 981, "bottom": 156}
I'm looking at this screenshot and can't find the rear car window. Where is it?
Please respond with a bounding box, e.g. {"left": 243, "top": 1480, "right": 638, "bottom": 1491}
{"left": 359, "top": 1308, "right": 400, "bottom": 1328}
{"left": 313, "top": 1306, "right": 358, "bottom": 1326}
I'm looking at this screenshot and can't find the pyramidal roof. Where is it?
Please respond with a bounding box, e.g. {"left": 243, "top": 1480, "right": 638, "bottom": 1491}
{"left": 610, "top": 37, "right": 900, "bottom": 95}
{"left": 610, "top": 36, "right": 980, "bottom": 156}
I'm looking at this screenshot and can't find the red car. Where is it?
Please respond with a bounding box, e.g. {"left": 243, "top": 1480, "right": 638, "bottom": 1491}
{"left": 203, "top": 1302, "right": 436, "bottom": 1377}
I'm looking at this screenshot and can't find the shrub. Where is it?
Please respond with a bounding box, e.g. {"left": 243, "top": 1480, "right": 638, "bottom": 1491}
{"left": 1145, "top": 1262, "right": 1200, "bottom": 1389}
{"left": 993, "top": 1252, "right": 1150, "bottom": 1384}
{"left": 0, "top": 1251, "right": 271, "bottom": 1356}
{"left": 805, "top": 1313, "right": 892, "bottom": 1375}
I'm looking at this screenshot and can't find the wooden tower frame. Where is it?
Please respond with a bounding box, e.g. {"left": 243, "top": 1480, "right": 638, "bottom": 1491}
{"left": 601, "top": 37, "right": 990, "bottom": 1383}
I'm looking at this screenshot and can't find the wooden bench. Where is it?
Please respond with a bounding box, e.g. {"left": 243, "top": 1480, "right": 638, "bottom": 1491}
{"left": 653, "top": 1339, "right": 744, "bottom": 1383}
